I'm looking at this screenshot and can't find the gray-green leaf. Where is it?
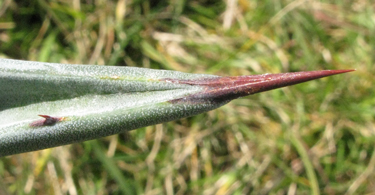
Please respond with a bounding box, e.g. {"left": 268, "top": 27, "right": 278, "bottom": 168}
{"left": 0, "top": 59, "right": 224, "bottom": 157}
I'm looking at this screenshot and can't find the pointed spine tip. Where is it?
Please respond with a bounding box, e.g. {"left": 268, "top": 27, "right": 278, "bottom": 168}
{"left": 165, "top": 69, "right": 355, "bottom": 104}
{"left": 318, "top": 69, "right": 355, "bottom": 75}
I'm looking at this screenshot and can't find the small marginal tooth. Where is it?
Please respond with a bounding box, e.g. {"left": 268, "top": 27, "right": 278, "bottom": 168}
{"left": 29, "top": 115, "right": 65, "bottom": 127}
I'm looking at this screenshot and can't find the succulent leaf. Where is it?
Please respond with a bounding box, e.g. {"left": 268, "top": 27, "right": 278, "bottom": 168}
{"left": 0, "top": 59, "right": 353, "bottom": 156}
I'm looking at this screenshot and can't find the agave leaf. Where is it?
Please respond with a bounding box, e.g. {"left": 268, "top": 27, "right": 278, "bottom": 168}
{"left": 0, "top": 59, "right": 353, "bottom": 157}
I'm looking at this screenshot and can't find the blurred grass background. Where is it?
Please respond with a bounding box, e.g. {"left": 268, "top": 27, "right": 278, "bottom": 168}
{"left": 0, "top": 0, "right": 373, "bottom": 194}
